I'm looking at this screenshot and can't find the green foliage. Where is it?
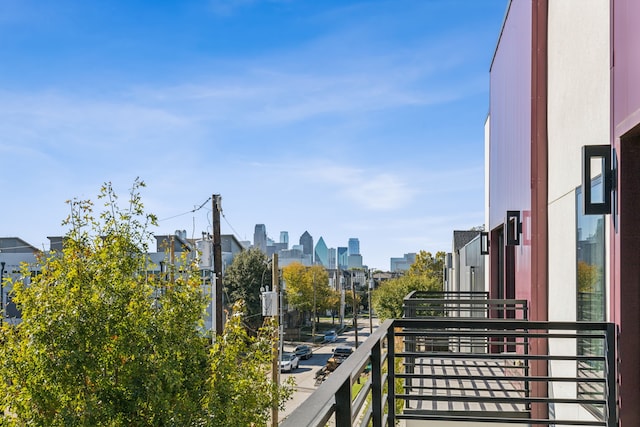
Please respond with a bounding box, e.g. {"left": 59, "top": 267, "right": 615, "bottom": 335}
{"left": 204, "top": 303, "right": 294, "bottom": 427}
{"left": 577, "top": 260, "right": 600, "bottom": 293}
{"left": 407, "top": 250, "right": 446, "bottom": 282}
{"left": 0, "top": 180, "right": 291, "bottom": 426}
{"left": 223, "top": 248, "right": 271, "bottom": 330}
{"left": 282, "top": 263, "right": 338, "bottom": 316}
{"left": 372, "top": 251, "right": 444, "bottom": 321}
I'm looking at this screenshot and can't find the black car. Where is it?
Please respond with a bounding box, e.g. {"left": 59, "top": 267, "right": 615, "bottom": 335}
{"left": 294, "top": 344, "right": 313, "bottom": 360}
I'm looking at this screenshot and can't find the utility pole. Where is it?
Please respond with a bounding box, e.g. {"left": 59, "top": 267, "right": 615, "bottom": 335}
{"left": 368, "top": 270, "right": 374, "bottom": 334}
{"left": 312, "top": 270, "right": 316, "bottom": 343}
{"left": 338, "top": 266, "right": 345, "bottom": 328}
{"left": 0, "top": 261, "right": 5, "bottom": 327}
{"left": 352, "top": 271, "right": 359, "bottom": 348}
{"left": 271, "top": 253, "right": 279, "bottom": 427}
{"left": 212, "top": 194, "right": 223, "bottom": 336}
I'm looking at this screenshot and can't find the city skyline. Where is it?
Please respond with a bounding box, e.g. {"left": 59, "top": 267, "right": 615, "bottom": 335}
{"left": 252, "top": 223, "right": 366, "bottom": 269}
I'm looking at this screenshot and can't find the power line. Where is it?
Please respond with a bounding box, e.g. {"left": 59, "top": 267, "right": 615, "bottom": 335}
{"left": 158, "top": 196, "right": 247, "bottom": 245}
{"left": 158, "top": 197, "right": 212, "bottom": 222}
{"left": 221, "top": 212, "right": 245, "bottom": 243}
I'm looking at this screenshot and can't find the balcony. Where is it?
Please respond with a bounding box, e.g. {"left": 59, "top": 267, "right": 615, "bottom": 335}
{"left": 280, "top": 293, "right": 618, "bottom": 427}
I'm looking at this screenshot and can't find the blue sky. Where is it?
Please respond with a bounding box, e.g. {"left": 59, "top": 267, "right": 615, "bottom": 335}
{"left": 1, "top": 0, "right": 507, "bottom": 270}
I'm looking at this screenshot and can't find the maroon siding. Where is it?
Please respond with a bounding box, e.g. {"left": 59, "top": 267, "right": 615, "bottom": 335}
{"left": 489, "top": 1, "right": 533, "bottom": 302}
{"left": 490, "top": 3, "right": 548, "bottom": 421}
{"left": 611, "top": 0, "right": 640, "bottom": 424}
{"left": 612, "top": 0, "right": 640, "bottom": 138}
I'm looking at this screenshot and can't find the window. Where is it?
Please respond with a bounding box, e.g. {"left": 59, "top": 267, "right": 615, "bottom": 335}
{"left": 576, "top": 177, "right": 606, "bottom": 414}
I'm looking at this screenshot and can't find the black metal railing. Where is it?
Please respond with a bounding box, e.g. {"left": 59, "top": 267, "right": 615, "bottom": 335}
{"left": 403, "top": 290, "right": 528, "bottom": 320}
{"left": 281, "top": 318, "right": 618, "bottom": 427}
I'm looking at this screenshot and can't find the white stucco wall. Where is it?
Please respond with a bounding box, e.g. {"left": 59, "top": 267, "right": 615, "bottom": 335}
{"left": 546, "top": 0, "right": 609, "bottom": 423}
{"left": 547, "top": 0, "right": 609, "bottom": 324}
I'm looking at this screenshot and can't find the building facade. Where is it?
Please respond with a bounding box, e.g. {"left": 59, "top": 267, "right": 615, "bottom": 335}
{"left": 253, "top": 224, "right": 267, "bottom": 253}
{"left": 348, "top": 238, "right": 360, "bottom": 255}
{"left": 337, "top": 247, "right": 348, "bottom": 270}
{"left": 327, "top": 247, "right": 337, "bottom": 270}
{"left": 390, "top": 253, "right": 416, "bottom": 273}
{"left": 279, "top": 231, "right": 289, "bottom": 247}
{"left": 314, "top": 237, "right": 329, "bottom": 267}
{"left": 299, "top": 231, "right": 313, "bottom": 261}
{"left": 487, "top": 1, "right": 637, "bottom": 423}
{"left": 444, "top": 231, "right": 485, "bottom": 296}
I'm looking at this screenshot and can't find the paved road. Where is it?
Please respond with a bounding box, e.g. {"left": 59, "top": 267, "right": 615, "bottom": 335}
{"left": 278, "top": 318, "right": 379, "bottom": 423}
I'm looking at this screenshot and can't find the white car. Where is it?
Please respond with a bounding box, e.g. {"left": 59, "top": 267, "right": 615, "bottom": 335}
{"left": 280, "top": 352, "right": 299, "bottom": 372}
{"left": 323, "top": 330, "right": 338, "bottom": 343}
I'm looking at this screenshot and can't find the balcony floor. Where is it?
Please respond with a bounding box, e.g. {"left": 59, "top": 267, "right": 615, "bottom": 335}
{"left": 403, "top": 357, "right": 529, "bottom": 418}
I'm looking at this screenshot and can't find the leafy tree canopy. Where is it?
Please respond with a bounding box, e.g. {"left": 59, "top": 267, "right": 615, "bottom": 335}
{"left": 407, "top": 250, "right": 446, "bottom": 282}
{"left": 372, "top": 250, "right": 444, "bottom": 321}
{"left": 223, "top": 247, "right": 272, "bottom": 330}
{"left": 282, "top": 263, "right": 338, "bottom": 315}
{"left": 0, "top": 179, "right": 291, "bottom": 426}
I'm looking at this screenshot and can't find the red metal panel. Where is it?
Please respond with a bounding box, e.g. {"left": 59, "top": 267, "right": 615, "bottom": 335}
{"left": 489, "top": 1, "right": 533, "bottom": 304}
{"left": 613, "top": 0, "right": 640, "bottom": 138}
{"left": 489, "top": 1, "right": 532, "bottom": 231}
{"left": 611, "top": 1, "right": 640, "bottom": 424}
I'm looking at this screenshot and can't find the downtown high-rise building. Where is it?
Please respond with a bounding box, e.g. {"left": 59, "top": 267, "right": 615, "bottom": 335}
{"left": 299, "top": 231, "right": 314, "bottom": 261}
{"left": 337, "top": 247, "right": 348, "bottom": 269}
{"left": 328, "top": 248, "right": 337, "bottom": 269}
{"left": 279, "top": 231, "right": 289, "bottom": 248}
{"left": 253, "top": 224, "right": 267, "bottom": 253}
{"left": 314, "top": 237, "right": 329, "bottom": 267}
{"left": 348, "top": 238, "right": 360, "bottom": 255}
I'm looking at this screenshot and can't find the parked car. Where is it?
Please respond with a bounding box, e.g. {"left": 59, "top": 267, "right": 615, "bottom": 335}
{"left": 331, "top": 346, "right": 353, "bottom": 362}
{"left": 326, "top": 345, "right": 354, "bottom": 370}
{"left": 280, "top": 352, "right": 299, "bottom": 372}
{"left": 294, "top": 344, "right": 313, "bottom": 360}
{"left": 323, "top": 330, "right": 338, "bottom": 343}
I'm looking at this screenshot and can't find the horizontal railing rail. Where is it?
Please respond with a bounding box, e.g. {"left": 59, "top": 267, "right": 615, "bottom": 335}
{"left": 404, "top": 290, "right": 528, "bottom": 321}
{"left": 281, "top": 318, "right": 618, "bottom": 427}
{"left": 405, "top": 290, "right": 490, "bottom": 299}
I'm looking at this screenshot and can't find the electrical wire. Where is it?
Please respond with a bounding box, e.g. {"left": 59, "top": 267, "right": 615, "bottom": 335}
{"left": 158, "top": 197, "right": 212, "bottom": 222}
{"left": 221, "top": 212, "right": 246, "bottom": 243}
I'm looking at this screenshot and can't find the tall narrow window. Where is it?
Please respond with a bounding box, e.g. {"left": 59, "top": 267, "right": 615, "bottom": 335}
{"left": 576, "top": 177, "right": 606, "bottom": 414}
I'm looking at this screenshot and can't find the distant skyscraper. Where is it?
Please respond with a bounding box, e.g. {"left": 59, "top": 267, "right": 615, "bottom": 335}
{"left": 314, "top": 237, "right": 329, "bottom": 267}
{"left": 280, "top": 231, "right": 289, "bottom": 248}
{"left": 348, "top": 254, "right": 363, "bottom": 269}
{"left": 337, "top": 247, "right": 348, "bottom": 269}
{"left": 253, "top": 224, "right": 267, "bottom": 253}
{"left": 348, "top": 238, "right": 360, "bottom": 255}
{"left": 328, "top": 248, "right": 337, "bottom": 269}
{"left": 390, "top": 253, "right": 417, "bottom": 272}
{"left": 299, "top": 231, "right": 314, "bottom": 261}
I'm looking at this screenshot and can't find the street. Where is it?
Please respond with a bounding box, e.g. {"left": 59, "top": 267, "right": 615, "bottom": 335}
{"left": 278, "top": 317, "right": 378, "bottom": 423}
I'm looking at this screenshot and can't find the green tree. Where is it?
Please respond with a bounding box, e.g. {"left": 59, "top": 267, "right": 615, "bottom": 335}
{"left": 0, "top": 180, "right": 291, "bottom": 426}
{"left": 577, "top": 260, "right": 600, "bottom": 293}
{"left": 203, "top": 302, "right": 294, "bottom": 427}
{"left": 372, "top": 251, "right": 444, "bottom": 321}
{"left": 311, "top": 266, "right": 339, "bottom": 319}
{"left": 407, "top": 250, "right": 446, "bottom": 282}
{"left": 282, "top": 263, "right": 337, "bottom": 340}
{"left": 223, "top": 247, "right": 272, "bottom": 331}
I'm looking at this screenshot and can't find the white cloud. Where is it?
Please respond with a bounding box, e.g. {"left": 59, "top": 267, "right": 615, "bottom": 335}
{"left": 295, "top": 164, "right": 417, "bottom": 211}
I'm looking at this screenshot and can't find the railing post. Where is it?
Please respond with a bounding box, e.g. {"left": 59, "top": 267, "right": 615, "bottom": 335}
{"left": 371, "top": 340, "right": 383, "bottom": 427}
{"left": 606, "top": 323, "right": 618, "bottom": 427}
{"left": 335, "top": 378, "right": 352, "bottom": 427}
{"left": 387, "top": 326, "right": 396, "bottom": 425}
